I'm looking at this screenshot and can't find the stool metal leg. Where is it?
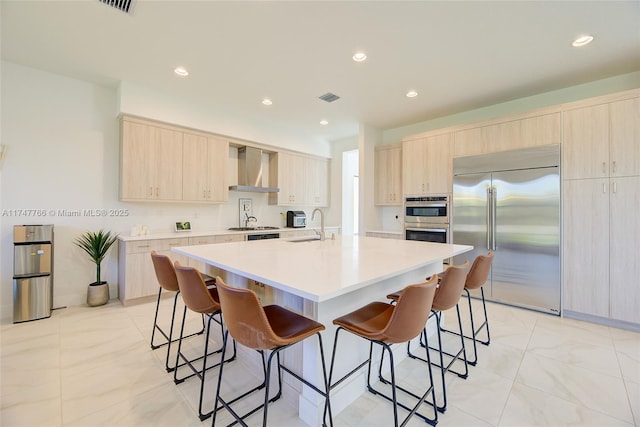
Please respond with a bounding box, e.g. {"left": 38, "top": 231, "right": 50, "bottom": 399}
{"left": 330, "top": 327, "right": 437, "bottom": 426}
{"left": 150, "top": 288, "right": 206, "bottom": 372}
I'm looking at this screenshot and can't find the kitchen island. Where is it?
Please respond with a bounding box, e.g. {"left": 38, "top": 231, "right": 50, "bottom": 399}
{"left": 173, "top": 235, "right": 472, "bottom": 426}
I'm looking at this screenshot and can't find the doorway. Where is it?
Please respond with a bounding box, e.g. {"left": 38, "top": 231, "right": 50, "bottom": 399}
{"left": 342, "top": 149, "right": 359, "bottom": 235}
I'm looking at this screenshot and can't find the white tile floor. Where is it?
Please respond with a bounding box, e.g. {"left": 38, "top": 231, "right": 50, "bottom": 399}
{"left": 1, "top": 295, "right": 638, "bottom": 427}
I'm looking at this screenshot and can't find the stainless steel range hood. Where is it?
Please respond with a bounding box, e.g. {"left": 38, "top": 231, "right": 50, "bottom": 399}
{"left": 229, "top": 146, "right": 280, "bottom": 193}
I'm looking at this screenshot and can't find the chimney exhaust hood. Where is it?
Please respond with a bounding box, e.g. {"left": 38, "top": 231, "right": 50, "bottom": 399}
{"left": 229, "top": 146, "right": 280, "bottom": 193}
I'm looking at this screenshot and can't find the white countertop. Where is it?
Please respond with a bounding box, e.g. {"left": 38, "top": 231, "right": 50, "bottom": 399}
{"left": 118, "top": 226, "right": 337, "bottom": 242}
{"left": 172, "top": 235, "right": 472, "bottom": 303}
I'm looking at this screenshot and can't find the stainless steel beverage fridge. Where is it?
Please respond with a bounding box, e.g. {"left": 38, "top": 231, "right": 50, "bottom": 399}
{"left": 452, "top": 146, "right": 560, "bottom": 314}
{"left": 13, "top": 224, "right": 54, "bottom": 322}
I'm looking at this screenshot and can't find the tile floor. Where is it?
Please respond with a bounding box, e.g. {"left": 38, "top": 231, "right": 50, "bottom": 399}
{"left": 1, "top": 295, "right": 638, "bottom": 427}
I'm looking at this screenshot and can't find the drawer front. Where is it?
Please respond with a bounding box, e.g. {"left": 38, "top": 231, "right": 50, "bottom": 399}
{"left": 215, "top": 234, "right": 245, "bottom": 243}
{"left": 188, "top": 236, "right": 218, "bottom": 245}
{"left": 126, "top": 238, "right": 189, "bottom": 254}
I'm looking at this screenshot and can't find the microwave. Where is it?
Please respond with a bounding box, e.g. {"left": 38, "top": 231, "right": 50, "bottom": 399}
{"left": 404, "top": 196, "right": 449, "bottom": 225}
{"left": 286, "top": 210, "right": 307, "bottom": 228}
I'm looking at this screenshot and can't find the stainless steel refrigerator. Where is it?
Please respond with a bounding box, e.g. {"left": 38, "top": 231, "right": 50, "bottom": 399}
{"left": 452, "top": 146, "right": 560, "bottom": 314}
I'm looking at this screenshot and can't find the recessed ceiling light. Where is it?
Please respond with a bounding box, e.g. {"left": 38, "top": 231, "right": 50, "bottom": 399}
{"left": 406, "top": 90, "right": 418, "bottom": 98}
{"left": 352, "top": 52, "right": 367, "bottom": 62}
{"left": 320, "top": 119, "right": 329, "bottom": 126}
{"left": 174, "top": 67, "right": 189, "bottom": 76}
{"left": 262, "top": 98, "right": 273, "bottom": 106}
{"left": 572, "top": 35, "right": 594, "bottom": 47}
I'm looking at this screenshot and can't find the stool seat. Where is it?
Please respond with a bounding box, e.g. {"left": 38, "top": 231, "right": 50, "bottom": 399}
{"left": 263, "top": 305, "right": 324, "bottom": 344}
{"left": 333, "top": 302, "right": 395, "bottom": 340}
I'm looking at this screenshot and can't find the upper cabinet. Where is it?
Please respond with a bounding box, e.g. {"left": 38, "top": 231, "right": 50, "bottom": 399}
{"left": 454, "top": 113, "right": 560, "bottom": 158}
{"left": 182, "top": 133, "right": 229, "bottom": 203}
{"left": 121, "top": 118, "right": 183, "bottom": 201}
{"left": 120, "top": 116, "right": 229, "bottom": 203}
{"left": 269, "top": 152, "right": 329, "bottom": 207}
{"left": 375, "top": 144, "right": 402, "bottom": 205}
{"left": 563, "top": 98, "right": 640, "bottom": 180}
{"left": 402, "top": 133, "right": 452, "bottom": 196}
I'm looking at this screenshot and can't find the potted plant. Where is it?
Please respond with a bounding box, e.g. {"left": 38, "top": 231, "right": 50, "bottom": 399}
{"left": 75, "top": 229, "right": 118, "bottom": 306}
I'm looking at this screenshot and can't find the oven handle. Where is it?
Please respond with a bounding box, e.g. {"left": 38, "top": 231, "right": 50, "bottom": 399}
{"left": 405, "top": 227, "right": 448, "bottom": 233}
{"left": 406, "top": 204, "right": 447, "bottom": 208}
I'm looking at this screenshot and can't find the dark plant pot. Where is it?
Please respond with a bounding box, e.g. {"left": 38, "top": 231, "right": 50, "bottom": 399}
{"left": 87, "top": 281, "right": 110, "bottom": 307}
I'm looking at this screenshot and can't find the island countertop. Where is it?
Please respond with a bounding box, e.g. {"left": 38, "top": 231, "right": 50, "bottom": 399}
{"left": 172, "top": 235, "right": 472, "bottom": 302}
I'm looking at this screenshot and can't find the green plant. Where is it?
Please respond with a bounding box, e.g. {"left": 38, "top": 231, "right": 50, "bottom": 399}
{"left": 75, "top": 229, "right": 118, "bottom": 285}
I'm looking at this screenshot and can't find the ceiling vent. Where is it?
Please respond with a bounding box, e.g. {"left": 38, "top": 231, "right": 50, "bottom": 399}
{"left": 319, "top": 92, "right": 340, "bottom": 103}
{"left": 99, "top": 0, "right": 135, "bottom": 14}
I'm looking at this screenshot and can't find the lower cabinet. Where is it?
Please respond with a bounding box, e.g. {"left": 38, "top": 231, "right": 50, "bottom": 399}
{"left": 563, "top": 176, "right": 640, "bottom": 324}
{"left": 118, "top": 237, "right": 189, "bottom": 305}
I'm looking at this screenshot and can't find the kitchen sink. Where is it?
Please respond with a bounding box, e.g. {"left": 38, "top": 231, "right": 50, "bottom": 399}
{"left": 287, "top": 236, "right": 322, "bottom": 243}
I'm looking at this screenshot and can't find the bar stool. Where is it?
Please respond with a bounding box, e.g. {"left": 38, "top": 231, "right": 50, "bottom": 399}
{"left": 386, "top": 261, "right": 470, "bottom": 413}
{"left": 149, "top": 251, "right": 216, "bottom": 372}
{"left": 212, "top": 276, "right": 332, "bottom": 427}
{"left": 440, "top": 251, "right": 494, "bottom": 365}
{"left": 174, "top": 263, "right": 235, "bottom": 421}
{"left": 328, "top": 275, "right": 439, "bottom": 427}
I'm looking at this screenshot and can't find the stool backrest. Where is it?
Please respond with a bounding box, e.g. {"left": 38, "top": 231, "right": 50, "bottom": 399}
{"left": 432, "top": 261, "right": 470, "bottom": 311}
{"left": 381, "top": 275, "right": 438, "bottom": 344}
{"left": 174, "top": 262, "right": 220, "bottom": 315}
{"left": 214, "top": 277, "right": 283, "bottom": 350}
{"left": 150, "top": 250, "right": 180, "bottom": 292}
{"left": 465, "top": 251, "right": 494, "bottom": 290}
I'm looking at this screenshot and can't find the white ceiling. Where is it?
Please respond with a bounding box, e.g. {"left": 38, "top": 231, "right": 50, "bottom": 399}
{"left": 2, "top": 1, "right": 639, "bottom": 143}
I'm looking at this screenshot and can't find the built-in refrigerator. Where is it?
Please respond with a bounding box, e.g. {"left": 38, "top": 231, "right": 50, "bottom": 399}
{"left": 452, "top": 146, "right": 560, "bottom": 314}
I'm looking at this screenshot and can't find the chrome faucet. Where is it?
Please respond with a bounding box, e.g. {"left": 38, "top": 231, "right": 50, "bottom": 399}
{"left": 311, "top": 208, "right": 325, "bottom": 241}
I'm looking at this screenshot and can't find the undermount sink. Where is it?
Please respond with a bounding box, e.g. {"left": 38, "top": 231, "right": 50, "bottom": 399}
{"left": 228, "top": 226, "right": 280, "bottom": 231}
{"left": 287, "top": 236, "right": 322, "bottom": 243}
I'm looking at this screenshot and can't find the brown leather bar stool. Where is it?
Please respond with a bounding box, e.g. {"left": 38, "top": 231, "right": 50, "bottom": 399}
{"left": 173, "top": 263, "right": 236, "bottom": 421}
{"left": 440, "top": 252, "right": 494, "bottom": 365}
{"left": 386, "top": 261, "right": 470, "bottom": 414}
{"left": 150, "top": 251, "right": 215, "bottom": 372}
{"left": 212, "top": 276, "right": 332, "bottom": 427}
{"left": 328, "top": 275, "right": 439, "bottom": 427}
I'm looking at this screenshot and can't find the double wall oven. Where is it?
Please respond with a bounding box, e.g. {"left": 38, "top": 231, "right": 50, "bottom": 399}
{"left": 404, "top": 196, "right": 449, "bottom": 244}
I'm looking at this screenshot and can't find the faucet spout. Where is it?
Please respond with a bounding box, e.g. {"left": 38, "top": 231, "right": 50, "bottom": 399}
{"left": 311, "top": 208, "right": 325, "bottom": 241}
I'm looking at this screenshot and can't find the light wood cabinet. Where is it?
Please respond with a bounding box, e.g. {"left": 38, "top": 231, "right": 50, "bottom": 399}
{"left": 454, "top": 113, "right": 560, "bottom": 158}
{"left": 609, "top": 176, "right": 640, "bottom": 324}
{"left": 118, "top": 237, "right": 189, "bottom": 304}
{"left": 564, "top": 177, "right": 640, "bottom": 323}
{"left": 403, "top": 133, "right": 452, "bottom": 195}
{"left": 562, "top": 179, "right": 610, "bottom": 317}
{"left": 269, "top": 152, "right": 330, "bottom": 207}
{"left": 562, "top": 96, "right": 640, "bottom": 325}
{"left": 121, "top": 119, "right": 183, "bottom": 201}
{"left": 563, "top": 98, "right": 640, "bottom": 180}
{"left": 187, "top": 234, "right": 244, "bottom": 273}
{"left": 375, "top": 144, "right": 402, "bottom": 205}
{"left": 308, "top": 157, "right": 329, "bottom": 206}
{"left": 182, "top": 133, "right": 229, "bottom": 203}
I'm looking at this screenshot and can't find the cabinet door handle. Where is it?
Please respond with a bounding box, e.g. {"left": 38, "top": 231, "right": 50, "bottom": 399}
{"left": 613, "top": 182, "right": 617, "bottom": 194}
{"left": 602, "top": 162, "right": 606, "bottom": 174}
{"left": 149, "top": 186, "right": 153, "bottom": 196}
{"left": 603, "top": 183, "right": 607, "bottom": 193}
{"left": 612, "top": 161, "right": 617, "bottom": 174}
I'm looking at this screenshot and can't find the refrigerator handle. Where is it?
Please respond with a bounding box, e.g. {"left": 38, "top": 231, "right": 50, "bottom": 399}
{"left": 491, "top": 186, "right": 497, "bottom": 251}
{"left": 486, "top": 187, "right": 492, "bottom": 250}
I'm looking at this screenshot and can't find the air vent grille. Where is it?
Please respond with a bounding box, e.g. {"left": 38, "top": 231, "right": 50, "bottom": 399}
{"left": 99, "top": 0, "right": 134, "bottom": 14}
{"left": 319, "top": 92, "right": 340, "bottom": 103}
